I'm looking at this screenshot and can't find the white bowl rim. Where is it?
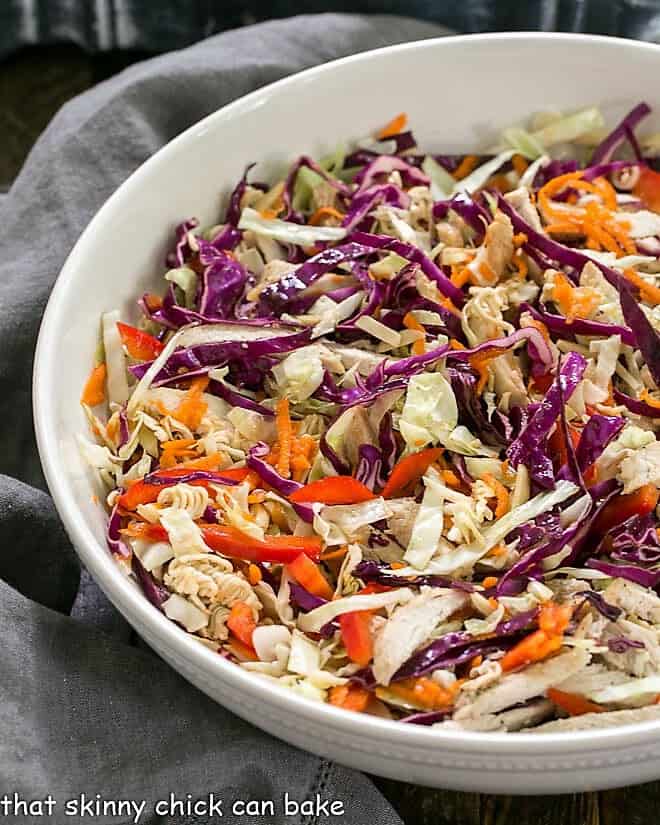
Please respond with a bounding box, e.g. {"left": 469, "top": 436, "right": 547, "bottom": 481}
{"left": 33, "top": 30, "right": 660, "bottom": 757}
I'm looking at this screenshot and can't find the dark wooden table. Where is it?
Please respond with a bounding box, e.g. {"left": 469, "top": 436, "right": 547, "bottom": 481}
{"left": 3, "top": 44, "right": 659, "bottom": 825}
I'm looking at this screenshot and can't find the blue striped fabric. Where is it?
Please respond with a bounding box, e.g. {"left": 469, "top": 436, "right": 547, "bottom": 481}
{"left": 2, "top": 0, "right": 660, "bottom": 57}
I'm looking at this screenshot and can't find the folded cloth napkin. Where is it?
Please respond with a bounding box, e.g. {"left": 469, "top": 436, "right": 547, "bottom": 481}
{"left": 0, "top": 14, "right": 450, "bottom": 825}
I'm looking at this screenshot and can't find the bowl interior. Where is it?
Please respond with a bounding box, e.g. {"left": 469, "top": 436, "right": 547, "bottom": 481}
{"left": 34, "top": 32, "right": 660, "bottom": 769}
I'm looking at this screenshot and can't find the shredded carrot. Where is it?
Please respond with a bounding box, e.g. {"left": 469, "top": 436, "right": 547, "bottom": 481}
{"left": 478, "top": 260, "right": 497, "bottom": 285}
{"left": 403, "top": 312, "right": 426, "bottom": 355}
{"left": 544, "top": 221, "right": 584, "bottom": 237}
{"left": 388, "top": 677, "right": 460, "bottom": 711}
{"left": 547, "top": 688, "right": 604, "bottom": 717}
{"left": 449, "top": 338, "right": 466, "bottom": 350}
{"left": 538, "top": 172, "right": 600, "bottom": 221}
{"left": 106, "top": 415, "right": 119, "bottom": 442}
{"left": 501, "top": 628, "right": 563, "bottom": 672}
{"left": 513, "top": 250, "right": 528, "bottom": 280}
{"left": 539, "top": 172, "right": 634, "bottom": 257}
{"left": 275, "top": 398, "right": 293, "bottom": 479}
{"left": 290, "top": 455, "right": 310, "bottom": 482}
{"left": 513, "top": 232, "right": 528, "bottom": 248}
{"left": 438, "top": 296, "right": 461, "bottom": 318}
{"left": 163, "top": 445, "right": 197, "bottom": 458}
{"left": 161, "top": 438, "right": 195, "bottom": 451}
{"left": 308, "top": 206, "right": 345, "bottom": 226}
{"left": 487, "top": 543, "right": 507, "bottom": 558}
{"left": 538, "top": 602, "right": 572, "bottom": 635}
{"left": 623, "top": 268, "right": 660, "bottom": 306}
{"left": 171, "top": 377, "right": 209, "bottom": 430}
{"left": 449, "top": 265, "right": 471, "bottom": 288}
{"left": 159, "top": 450, "right": 195, "bottom": 468}
{"left": 329, "top": 684, "right": 372, "bottom": 712}
{"left": 596, "top": 209, "right": 636, "bottom": 255}
{"left": 275, "top": 431, "right": 316, "bottom": 482}
{"left": 641, "top": 389, "right": 660, "bottom": 410}
{"left": 247, "top": 491, "right": 266, "bottom": 504}
{"left": 121, "top": 521, "right": 153, "bottom": 539}
{"left": 470, "top": 655, "right": 484, "bottom": 670}
{"left": 319, "top": 545, "right": 349, "bottom": 562}
{"left": 158, "top": 448, "right": 193, "bottom": 467}
{"left": 175, "top": 452, "right": 223, "bottom": 471}
{"left": 468, "top": 347, "right": 507, "bottom": 395}
{"left": 452, "top": 155, "right": 479, "bottom": 181}
{"left": 583, "top": 203, "right": 625, "bottom": 256}
{"left": 592, "top": 175, "right": 619, "bottom": 209}
{"left": 247, "top": 563, "right": 262, "bottom": 585}
{"left": 551, "top": 272, "right": 600, "bottom": 322}
{"left": 482, "top": 576, "right": 498, "bottom": 589}
{"left": 81, "top": 363, "right": 107, "bottom": 406}
{"left": 142, "top": 293, "right": 163, "bottom": 311}
{"left": 482, "top": 473, "right": 510, "bottom": 518}
{"left": 524, "top": 317, "right": 551, "bottom": 344}
{"left": 441, "top": 469, "right": 461, "bottom": 488}
{"left": 390, "top": 561, "right": 406, "bottom": 570}
{"left": 500, "top": 601, "right": 572, "bottom": 672}
{"left": 486, "top": 173, "right": 512, "bottom": 193}
{"left": 552, "top": 271, "right": 577, "bottom": 318}
{"left": 512, "top": 154, "right": 528, "bottom": 177}
{"left": 376, "top": 112, "right": 408, "bottom": 140}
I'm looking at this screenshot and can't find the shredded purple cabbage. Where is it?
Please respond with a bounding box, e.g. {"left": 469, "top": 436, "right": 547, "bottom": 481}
{"left": 507, "top": 351, "right": 587, "bottom": 488}
{"left": 132, "top": 555, "right": 169, "bottom": 609}
{"left": 607, "top": 636, "right": 645, "bottom": 654}
{"left": 591, "top": 103, "right": 651, "bottom": 165}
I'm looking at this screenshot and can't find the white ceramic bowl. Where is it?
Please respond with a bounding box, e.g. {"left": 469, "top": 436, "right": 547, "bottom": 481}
{"left": 34, "top": 32, "right": 660, "bottom": 793}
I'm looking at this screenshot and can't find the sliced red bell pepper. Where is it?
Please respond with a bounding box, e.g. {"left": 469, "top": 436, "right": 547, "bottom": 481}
{"left": 381, "top": 447, "right": 443, "bottom": 499}
{"left": 592, "top": 483, "right": 659, "bottom": 536}
{"left": 633, "top": 166, "right": 660, "bottom": 213}
{"left": 339, "top": 610, "right": 374, "bottom": 667}
{"left": 118, "top": 466, "right": 252, "bottom": 510}
{"left": 209, "top": 467, "right": 252, "bottom": 482}
{"left": 122, "top": 521, "right": 321, "bottom": 564}
{"left": 359, "top": 582, "right": 395, "bottom": 595}
{"left": 116, "top": 321, "right": 164, "bottom": 360}
{"left": 118, "top": 481, "right": 162, "bottom": 510}
{"left": 289, "top": 476, "right": 375, "bottom": 505}
{"left": 286, "top": 553, "right": 334, "bottom": 600}
{"left": 227, "top": 637, "right": 258, "bottom": 661}
{"left": 201, "top": 524, "right": 321, "bottom": 564}
{"left": 548, "top": 423, "right": 581, "bottom": 471}
{"left": 530, "top": 372, "right": 554, "bottom": 394}
{"left": 226, "top": 602, "right": 257, "bottom": 647}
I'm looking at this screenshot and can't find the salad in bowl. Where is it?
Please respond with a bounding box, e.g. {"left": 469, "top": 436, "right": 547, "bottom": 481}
{"left": 80, "top": 103, "right": 660, "bottom": 732}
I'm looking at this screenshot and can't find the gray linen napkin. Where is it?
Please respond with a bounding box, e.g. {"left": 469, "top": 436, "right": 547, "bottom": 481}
{"left": 0, "top": 14, "right": 450, "bottom": 825}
